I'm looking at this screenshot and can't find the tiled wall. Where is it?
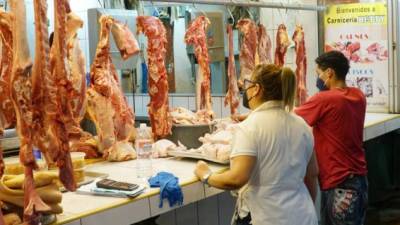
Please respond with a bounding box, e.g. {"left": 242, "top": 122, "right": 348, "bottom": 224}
{"left": 128, "top": 94, "right": 250, "bottom": 118}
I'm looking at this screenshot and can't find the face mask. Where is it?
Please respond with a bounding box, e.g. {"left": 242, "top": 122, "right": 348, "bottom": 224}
{"left": 242, "top": 89, "right": 255, "bottom": 109}
{"left": 316, "top": 77, "right": 328, "bottom": 91}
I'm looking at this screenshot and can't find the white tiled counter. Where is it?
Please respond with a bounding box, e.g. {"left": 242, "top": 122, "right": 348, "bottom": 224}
{"left": 363, "top": 113, "right": 400, "bottom": 141}
{"left": 53, "top": 158, "right": 228, "bottom": 225}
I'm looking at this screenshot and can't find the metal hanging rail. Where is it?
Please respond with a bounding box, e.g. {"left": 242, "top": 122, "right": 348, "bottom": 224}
{"left": 141, "top": 0, "right": 325, "bottom": 11}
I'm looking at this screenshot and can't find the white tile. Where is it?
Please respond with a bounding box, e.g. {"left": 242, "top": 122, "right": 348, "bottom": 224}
{"left": 221, "top": 101, "right": 231, "bottom": 119}
{"left": 155, "top": 210, "right": 176, "bottom": 225}
{"left": 127, "top": 95, "right": 134, "bottom": 110}
{"left": 198, "top": 195, "right": 219, "bottom": 225}
{"left": 76, "top": 13, "right": 87, "bottom": 40}
{"left": 188, "top": 97, "right": 196, "bottom": 111}
{"left": 175, "top": 203, "right": 198, "bottom": 225}
{"left": 149, "top": 182, "right": 205, "bottom": 216}
{"left": 218, "top": 192, "right": 236, "bottom": 225}
{"left": 364, "top": 123, "right": 386, "bottom": 141}
{"left": 81, "top": 198, "right": 150, "bottom": 225}
{"left": 204, "top": 186, "right": 224, "bottom": 198}
{"left": 134, "top": 95, "right": 144, "bottom": 116}
{"left": 172, "top": 97, "right": 189, "bottom": 109}
{"left": 212, "top": 97, "right": 222, "bottom": 119}
{"left": 143, "top": 96, "right": 150, "bottom": 115}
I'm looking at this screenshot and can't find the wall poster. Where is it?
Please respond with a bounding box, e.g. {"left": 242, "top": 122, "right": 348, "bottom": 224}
{"left": 324, "top": 3, "right": 389, "bottom": 112}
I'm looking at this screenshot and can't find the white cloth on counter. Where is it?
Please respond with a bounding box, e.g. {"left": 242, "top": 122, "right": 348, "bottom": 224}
{"left": 77, "top": 179, "right": 145, "bottom": 198}
{"left": 230, "top": 101, "right": 317, "bottom": 225}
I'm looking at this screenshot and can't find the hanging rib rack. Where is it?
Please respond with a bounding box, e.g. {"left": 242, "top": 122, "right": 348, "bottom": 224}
{"left": 141, "top": 0, "right": 325, "bottom": 11}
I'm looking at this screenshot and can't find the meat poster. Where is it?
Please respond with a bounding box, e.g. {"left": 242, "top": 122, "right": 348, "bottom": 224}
{"left": 324, "top": 3, "right": 389, "bottom": 112}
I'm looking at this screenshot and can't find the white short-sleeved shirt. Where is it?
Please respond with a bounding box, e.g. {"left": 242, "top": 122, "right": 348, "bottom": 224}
{"left": 231, "top": 101, "right": 317, "bottom": 225}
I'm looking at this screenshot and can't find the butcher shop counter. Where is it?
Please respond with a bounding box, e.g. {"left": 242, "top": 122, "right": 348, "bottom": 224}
{"left": 52, "top": 158, "right": 229, "bottom": 225}
{"left": 363, "top": 113, "right": 400, "bottom": 141}
{"left": 50, "top": 113, "right": 400, "bottom": 225}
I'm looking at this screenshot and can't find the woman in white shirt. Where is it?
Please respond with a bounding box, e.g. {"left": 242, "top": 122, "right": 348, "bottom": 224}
{"left": 194, "top": 64, "right": 319, "bottom": 225}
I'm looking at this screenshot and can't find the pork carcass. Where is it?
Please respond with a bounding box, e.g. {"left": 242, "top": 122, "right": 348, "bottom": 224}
{"left": 274, "top": 24, "right": 290, "bottom": 67}
{"left": 0, "top": 8, "right": 14, "bottom": 181}
{"left": 65, "top": 11, "right": 99, "bottom": 158}
{"left": 137, "top": 16, "right": 172, "bottom": 139}
{"left": 292, "top": 25, "right": 308, "bottom": 106}
{"left": 224, "top": 24, "right": 239, "bottom": 116}
{"left": 9, "top": 0, "right": 50, "bottom": 223}
{"left": 184, "top": 16, "right": 213, "bottom": 118}
{"left": 237, "top": 19, "right": 258, "bottom": 85}
{"left": 86, "top": 15, "right": 136, "bottom": 161}
{"left": 257, "top": 24, "right": 272, "bottom": 64}
{"left": 111, "top": 20, "right": 140, "bottom": 60}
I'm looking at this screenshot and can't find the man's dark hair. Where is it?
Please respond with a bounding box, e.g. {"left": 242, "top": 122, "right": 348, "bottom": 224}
{"left": 315, "top": 51, "right": 350, "bottom": 80}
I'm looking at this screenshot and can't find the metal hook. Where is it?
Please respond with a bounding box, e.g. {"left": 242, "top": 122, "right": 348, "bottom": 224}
{"left": 227, "top": 1, "right": 235, "bottom": 25}
{"left": 246, "top": 0, "right": 254, "bottom": 21}
{"left": 192, "top": 0, "right": 207, "bottom": 17}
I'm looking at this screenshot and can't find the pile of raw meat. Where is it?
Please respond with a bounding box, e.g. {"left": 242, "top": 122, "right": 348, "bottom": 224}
{"left": 186, "top": 120, "right": 238, "bottom": 162}
{"left": 170, "top": 107, "right": 213, "bottom": 125}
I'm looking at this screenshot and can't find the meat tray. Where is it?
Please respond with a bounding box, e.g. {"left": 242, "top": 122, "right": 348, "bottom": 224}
{"left": 167, "top": 150, "right": 229, "bottom": 165}
{"left": 166, "top": 122, "right": 216, "bottom": 149}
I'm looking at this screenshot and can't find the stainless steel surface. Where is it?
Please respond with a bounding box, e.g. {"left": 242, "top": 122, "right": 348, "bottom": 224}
{"left": 0, "top": 137, "right": 20, "bottom": 151}
{"left": 166, "top": 123, "right": 215, "bottom": 149}
{"left": 142, "top": 0, "right": 325, "bottom": 11}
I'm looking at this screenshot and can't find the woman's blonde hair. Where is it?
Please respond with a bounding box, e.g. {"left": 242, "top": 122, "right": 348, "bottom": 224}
{"left": 251, "top": 64, "right": 297, "bottom": 112}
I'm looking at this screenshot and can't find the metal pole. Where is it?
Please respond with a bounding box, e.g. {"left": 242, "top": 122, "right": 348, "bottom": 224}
{"left": 141, "top": 0, "right": 325, "bottom": 11}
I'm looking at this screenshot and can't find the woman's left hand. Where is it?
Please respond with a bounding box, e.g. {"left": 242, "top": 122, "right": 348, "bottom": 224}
{"left": 194, "top": 160, "right": 211, "bottom": 179}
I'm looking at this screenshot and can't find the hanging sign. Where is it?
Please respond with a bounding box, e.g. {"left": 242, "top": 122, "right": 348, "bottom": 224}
{"left": 324, "top": 3, "right": 389, "bottom": 112}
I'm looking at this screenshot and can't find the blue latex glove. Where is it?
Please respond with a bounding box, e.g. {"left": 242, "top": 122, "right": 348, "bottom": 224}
{"left": 148, "top": 172, "right": 183, "bottom": 208}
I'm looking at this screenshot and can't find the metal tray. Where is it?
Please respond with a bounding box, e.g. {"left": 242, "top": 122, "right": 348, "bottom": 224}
{"left": 168, "top": 150, "right": 229, "bottom": 165}
{"left": 60, "top": 171, "right": 108, "bottom": 192}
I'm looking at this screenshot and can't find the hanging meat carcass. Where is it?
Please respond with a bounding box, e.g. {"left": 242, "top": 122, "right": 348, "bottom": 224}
{"left": 86, "top": 15, "right": 136, "bottom": 161}
{"left": 293, "top": 25, "right": 308, "bottom": 105}
{"left": 0, "top": 8, "right": 14, "bottom": 176}
{"left": 274, "top": 24, "right": 290, "bottom": 67}
{"left": 184, "top": 16, "right": 213, "bottom": 119}
{"left": 111, "top": 20, "right": 140, "bottom": 60}
{"left": 224, "top": 24, "right": 239, "bottom": 115}
{"left": 48, "top": 0, "right": 78, "bottom": 191}
{"left": 65, "top": 11, "right": 99, "bottom": 158}
{"left": 0, "top": 8, "right": 14, "bottom": 224}
{"left": 137, "top": 16, "right": 172, "bottom": 139}
{"left": 9, "top": 0, "right": 51, "bottom": 223}
{"left": 0, "top": 8, "right": 15, "bottom": 138}
{"left": 237, "top": 18, "right": 258, "bottom": 86}
{"left": 257, "top": 24, "right": 272, "bottom": 64}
